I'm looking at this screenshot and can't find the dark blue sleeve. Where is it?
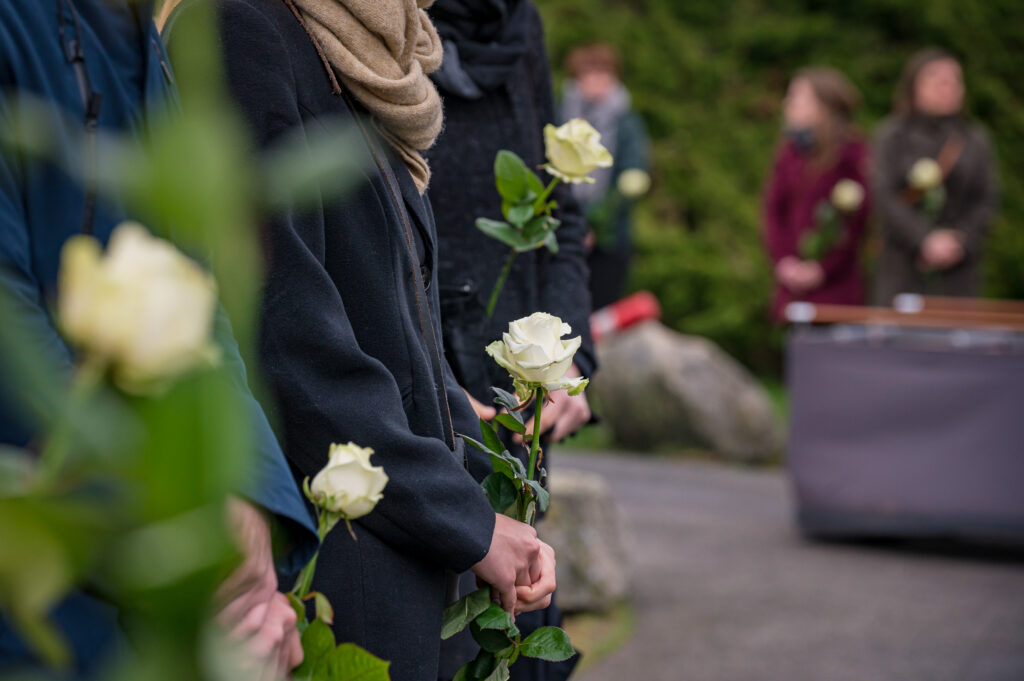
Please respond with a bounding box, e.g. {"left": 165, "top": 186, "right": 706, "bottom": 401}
{"left": 211, "top": 307, "right": 318, "bottom": 575}
{"left": 0, "top": 87, "right": 76, "bottom": 446}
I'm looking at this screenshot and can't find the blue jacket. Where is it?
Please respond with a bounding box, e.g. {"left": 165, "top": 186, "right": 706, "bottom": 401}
{"left": 0, "top": 0, "right": 317, "bottom": 674}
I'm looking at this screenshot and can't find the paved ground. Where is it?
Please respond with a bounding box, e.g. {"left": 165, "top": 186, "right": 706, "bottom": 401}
{"left": 558, "top": 451, "right": 1024, "bottom": 681}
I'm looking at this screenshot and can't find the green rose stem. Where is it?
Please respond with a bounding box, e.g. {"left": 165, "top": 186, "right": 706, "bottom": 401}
{"left": 486, "top": 249, "right": 518, "bottom": 319}
{"left": 526, "top": 387, "right": 545, "bottom": 483}
{"left": 38, "top": 356, "right": 105, "bottom": 486}
{"left": 485, "top": 177, "right": 560, "bottom": 319}
{"left": 292, "top": 508, "right": 344, "bottom": 600}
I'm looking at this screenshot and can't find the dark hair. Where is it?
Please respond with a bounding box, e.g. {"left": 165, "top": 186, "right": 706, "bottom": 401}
{"left": 565, "top": 43, "right": 621, "bottom": 79}
{"left": 894, "top": 48, "right": 961, "bottom": 116}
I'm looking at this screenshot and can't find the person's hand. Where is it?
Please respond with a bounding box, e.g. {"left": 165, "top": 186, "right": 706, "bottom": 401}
{"left": 462, "top": 387, "right": 497, "bottom": 421}
{"left": 776, "top": 257, "right": 824, "bottom": 295}
{"left": 920, "top": 229, "right": 964, "bottom": 271}
{"left": 229, "top": 592, "right": 303, "bottom": 681}
{"left": 775, "top": 256, "right": 804, "bottom": 293}
{"left": 514, "top": 541, "right": 556, "bottom": 615}
{"left": 217, "top": 498, "right": 303, "bottom": 680}
{"left": 799, "top": 260, "right": 825, "bottom": 292}
{"left": 471, "top": 514, "right": 542, "bottom": 614}
{"left": 514, "top": 365, "right": 591, "bottom": 444}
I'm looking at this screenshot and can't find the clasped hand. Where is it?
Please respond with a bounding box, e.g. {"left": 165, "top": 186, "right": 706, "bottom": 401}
{"left": 471, "top": 514, "right": 557, "bottom": 616}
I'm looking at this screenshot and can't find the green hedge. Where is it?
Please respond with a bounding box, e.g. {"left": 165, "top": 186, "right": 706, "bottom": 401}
{"left": 539, "top": 0, "right": 1024, "bottom": 375}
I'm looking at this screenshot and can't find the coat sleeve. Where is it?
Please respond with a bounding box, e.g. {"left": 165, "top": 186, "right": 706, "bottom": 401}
{"left": 954, "top": 126, "right": 999, "bottom": 259}
{"left": 0, "top": 83, "right": 76, "bottom": 445}
{"left": 526, "top": 8, "right": 596, "bottom": 379}
{"left": 872, "top": 120, "right": 934, "bottom": 254}
{"left": 762, "top": 150, "right": 793, "bottom": 265}
{"left": 212, "top": 0, "right": 495, "bottom": 572}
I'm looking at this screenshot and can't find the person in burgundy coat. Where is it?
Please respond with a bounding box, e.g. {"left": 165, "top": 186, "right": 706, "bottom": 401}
{"left": 763, "top": 67, "right": 871, "bottom": 321}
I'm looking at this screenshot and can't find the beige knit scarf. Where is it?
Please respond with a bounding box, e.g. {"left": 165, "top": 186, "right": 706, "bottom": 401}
{"left": 289, "top": 0, "right": 444, "bottom": 193}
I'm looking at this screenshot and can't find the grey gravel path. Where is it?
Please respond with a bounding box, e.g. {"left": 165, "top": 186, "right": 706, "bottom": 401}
{"left": 558, "top": 451, "right": 1024, "bottom": 681}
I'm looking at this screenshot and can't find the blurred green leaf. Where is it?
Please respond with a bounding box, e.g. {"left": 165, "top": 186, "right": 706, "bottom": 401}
{"left": 481, "top": 473, "right": 518, "bottom": 514}
{"left": 494, "top": 413, "right": 526, "bottom": 435}
{"left": 441, "top": 587, "right": 492, "bottom": 640}
{"left": 519, "top": 626, "right": 575, "bottom": 662}
{"left": 494, "top": 151, "right": 531, "bottom": 203}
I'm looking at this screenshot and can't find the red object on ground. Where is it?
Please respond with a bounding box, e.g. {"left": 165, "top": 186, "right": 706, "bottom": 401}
{"left": 590, "top": 291, "right": 662, "bottom": 342}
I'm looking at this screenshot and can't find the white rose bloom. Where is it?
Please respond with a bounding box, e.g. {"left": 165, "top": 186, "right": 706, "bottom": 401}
{"left": 908, "top": 158, "right": 943, "bottom": 191}
{"left": 617, "top": 169, "right": 652, "bottom": 198}
{"left": 309, "top": 443, "right": 388, "bottom": 519}
{"left": 543, "top": 119, "right": 613, "bottom": 184}
{"left": 830, "top": 179, "right": 865, "bottom": 213}
{"left": 58, "top": 222, "right": 219, "bottom": 393}
{"left": 486, "top": 312, "right": 589, "bottom": 400}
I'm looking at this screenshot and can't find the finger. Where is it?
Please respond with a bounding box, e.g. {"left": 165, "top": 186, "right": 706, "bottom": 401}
{"left": 519, "top": 398, "right": 565, "bottom": 442}
{"left": 496, "top": 579, "right": 518, "bottom": 614}
{"left": 551, "top": 401, "right": 590, "bottom": 442}
{"left": 528, "top": 551, "right": 542, "bottom": 585}
{"left": 463, "top": 388, "right": 497, "bottom": 420}
{"left": 227, "top": 601, "right": 269, "bottom": 642}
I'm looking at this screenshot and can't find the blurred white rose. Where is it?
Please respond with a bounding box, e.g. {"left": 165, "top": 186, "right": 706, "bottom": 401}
{"left": 486, "top": 312, "right": 589, "bottom": 400}
{"left": 309, "top": 443, "right": 388, "bottom": 520}
{"left": 830, "top": 179, "right": 864, "bottom": 213}
{"left": 617, "top": 169, "right": 651, "bottom": 198}
{"left": 58, "top": 222, "right": 219, "bottom": 393}
{"left": 908, "top": 158, "right": 942, "bottom": 191}
{"left": 543, "top": 119, "right": 613, "bottom": 184}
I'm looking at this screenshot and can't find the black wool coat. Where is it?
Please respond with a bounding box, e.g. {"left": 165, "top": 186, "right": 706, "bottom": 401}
{"left": 425, "top": 4, "right": 596, "bottom": 418}
{"left": 167, "top": 2, "right": 496, "bottom": 679}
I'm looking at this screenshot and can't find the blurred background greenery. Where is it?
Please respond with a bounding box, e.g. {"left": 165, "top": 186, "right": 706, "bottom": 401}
{"left": 539, "top": 0, "right": 1024, "bottom": 377}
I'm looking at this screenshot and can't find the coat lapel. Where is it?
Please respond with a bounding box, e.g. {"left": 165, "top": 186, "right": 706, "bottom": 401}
{"left": 393, "top": 160, "right": 435, "bottom": 249}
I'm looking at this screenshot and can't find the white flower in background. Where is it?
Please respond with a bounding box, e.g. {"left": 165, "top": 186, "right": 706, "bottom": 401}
{"left": 617, "top": 169, "right": 652, "bottom": 198}
{"left": 543, "top": 119, "right": 613, "bottom": 184}
{"left": 58, "top": 222, "right": 219, "bottom": 393}
{"left": 309, "top": 443, "right": 388, "bottom": 520}
{"left": 830, "top": 179, "right": 865, "bottom": 213}
{"left": 908, "top": 158, "right": 943, "bottom": 191}
{"left": 486, "top": 312, "right": 589, "bottom": 400}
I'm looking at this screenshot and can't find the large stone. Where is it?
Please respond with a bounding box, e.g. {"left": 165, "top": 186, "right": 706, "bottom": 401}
{"left": 591, "top": 321, "right": 783, "bottom": 462}
{"left": 538, "top": 468, "right": 630, "bottom": 613}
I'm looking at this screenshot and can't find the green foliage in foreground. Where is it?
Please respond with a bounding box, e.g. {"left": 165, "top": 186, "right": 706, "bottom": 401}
{"left": 539, "top": 0, "right": 1024, "bottom": 374}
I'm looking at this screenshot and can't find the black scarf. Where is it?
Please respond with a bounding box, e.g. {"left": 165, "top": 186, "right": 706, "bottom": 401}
{"left": 429, "top": 0, "right": 529, "bottom": 99}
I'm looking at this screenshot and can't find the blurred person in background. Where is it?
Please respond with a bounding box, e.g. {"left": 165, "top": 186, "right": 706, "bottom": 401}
{"left": 873, "top": 49, "right": 999, "bottom": 303}
{"left": 560, "top": 43, "right": 650, "bottom": 310}
{"left": 763, "top": 67, "right": 870, "bottom": 321}
{"left": 426, "top": 1, "right": 593, "bottom": 679}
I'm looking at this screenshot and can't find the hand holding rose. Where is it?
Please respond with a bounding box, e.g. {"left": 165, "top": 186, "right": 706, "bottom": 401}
{"left": 920, "top": 229, "right": 964, "bottom": 271}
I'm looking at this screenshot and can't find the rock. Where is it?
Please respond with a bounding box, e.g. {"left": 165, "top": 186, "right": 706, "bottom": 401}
{"left": 591, "top": 321, "right": 782, "bottom": 462}
{"left": 538, "top": 469, "right": 630, "bottom": 613}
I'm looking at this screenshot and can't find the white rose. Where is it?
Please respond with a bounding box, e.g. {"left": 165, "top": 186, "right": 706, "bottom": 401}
{"left": 485, "top": 312, "right": 589, "bottom": 400}
{"left": 309, "top": 443, "right": 388, "bottom": 519}
{"left": 543, "top": 119, "right": 614, "bottom": 184}
{"left": 58, "top": 222, "right": 219, "bottom": 393}
{"left": 830, "top": 179, "right": 864, "bottom": 213}
{"left": 908, "top": 158, "right": 943, "bottom": 191}
{"left": 617, "top": 168, "right": 651, "bottom": 199}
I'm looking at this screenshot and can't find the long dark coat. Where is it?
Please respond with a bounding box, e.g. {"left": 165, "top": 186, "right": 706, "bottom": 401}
{"left": 425, "top": 4, "right": 596, "bottom": 415}
{"left": 167, "top": 2, "right": 498, "bottom": 680}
